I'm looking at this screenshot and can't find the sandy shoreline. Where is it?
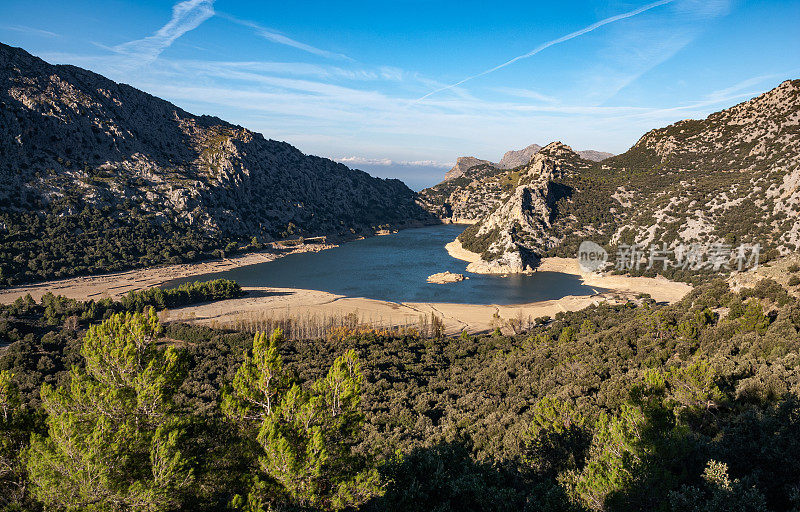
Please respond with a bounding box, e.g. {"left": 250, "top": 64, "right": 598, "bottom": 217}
{"left": 164, "top": 285, "right": 645, "bottom": 336}
{"left": 445, "top": 238, "right": 692, "bottom": 304}
{"left": 162, "top": 239, "right": 692, "bottom": 335}
{"left": 0, "top": 241, "right": 335, "bottom": 303}
{"left": 0, "top": 231, "right": 692, "bottom": 336}
{"left": 444, "top": 239, "right": 481, "bottom": 264}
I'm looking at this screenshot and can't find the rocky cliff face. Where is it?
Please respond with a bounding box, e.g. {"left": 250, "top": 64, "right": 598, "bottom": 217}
{"left": 456, "top": 143, "right": 588, "bottom": 273}
{"left": 0, "top": 43, "right": 433, "bottom": 285}
{"left": 440, "top": 144, "right": 611, "bottom": 182}
{"left": 576, "top": 150, "right": 614, "bottom": 162}
{"left": 443, "top": 156, "right": 494, "bottom": 181}
{"left": 497, "top": 143, "right": 542, "bottom": 169}
{"left": 423, "top": 80, "right": 800, "bottom": 276}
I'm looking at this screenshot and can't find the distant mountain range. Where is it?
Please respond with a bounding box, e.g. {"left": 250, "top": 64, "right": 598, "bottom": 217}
{"left": 0, "top": 43, "right": 433, "bottom": 285}
{"left": 442, "top": 144, "right": 612, "bottom": 181}
{"left": 419, "top": 80, "right": 800, "bottom": 277}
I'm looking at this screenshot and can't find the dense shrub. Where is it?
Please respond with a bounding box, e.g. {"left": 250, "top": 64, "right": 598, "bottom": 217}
{"left": 2, "top": 279, "right": 800, "bottom": 510}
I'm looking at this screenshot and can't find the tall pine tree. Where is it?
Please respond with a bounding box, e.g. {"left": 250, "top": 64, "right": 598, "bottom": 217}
{"left": 26, "top": 309, "right": 193, "bottom": 511}
{"left": 224, "top": 329, "right": 381, "bottom": 511}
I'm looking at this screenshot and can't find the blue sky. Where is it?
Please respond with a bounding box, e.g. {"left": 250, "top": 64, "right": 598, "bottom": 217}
{"left": 1, "top": 0, "right": 799, "bottom": 189}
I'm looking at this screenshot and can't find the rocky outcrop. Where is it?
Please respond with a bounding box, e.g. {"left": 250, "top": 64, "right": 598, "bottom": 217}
{"left": 497, "top": 144, "right": 543, "bottom": 169}
{"left": 441, "top": 144, "right": 612, "bottom": 182}
{"left": 421, "top": 142, "right": 611, "bottom": 223}
{"left": 426, "top": 271, "right": 467, "bottom": 284}
{"left": 457, "top": 143, "right": 576, "bottom": 273}
{"left": 443, "top": 156, "right": 493, "bottom": 181}
{"left": 424, "top": 80, "right": 800, "bottom": 275}
{"left": 576, "top": 150, "right": 613, "bottom": 162}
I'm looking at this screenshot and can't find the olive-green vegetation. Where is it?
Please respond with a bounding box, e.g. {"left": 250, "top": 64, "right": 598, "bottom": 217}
{"left": 26, "top": 309, "right": 194, "bottom": 511}
{"left": 223, "top": 330, "right": 381, "bottom": 511}
{"left": 2, "top": 277, "right": 800, "bottom": 510}
{"left": 0, "top": 202, "right": 247, "bottom": 286}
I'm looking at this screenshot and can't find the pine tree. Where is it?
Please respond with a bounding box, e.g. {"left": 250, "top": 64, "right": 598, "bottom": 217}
{"left": 224, "top": 329, "right": 381, "bottom": 510}
{"left": 1, "top": 369, "right": 32, "bottom": 508}
{"left": 26, "top": 309, "right": 193, "bottom": 511}
{"left": 572, "top": 405, "right": 646, "bottom": 510}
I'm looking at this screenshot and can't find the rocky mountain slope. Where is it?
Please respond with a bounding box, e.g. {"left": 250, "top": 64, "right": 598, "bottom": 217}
{"left": 421, "top": 80, "right": 800, "bottom": 277}
{"left": 576, "top": 149, "right": 615, "bottom": 162}
{"left": 440, "top": 144, "right": 611, "bottom": 182}
{"left": 497, "top": 143, "right": 543, "bottom": 169}
{"left": 443, "top": 156, "right": 493, "bottom": 181}
{"left": 0, "top": 43, "right": 433, "bottom": 285}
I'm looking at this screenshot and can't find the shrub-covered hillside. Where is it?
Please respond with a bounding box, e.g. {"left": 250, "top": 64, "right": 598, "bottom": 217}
{"left": 2, "top": 277, "right": 800, "bottom": 511}
{"left": 0, "top": 43, "right": 434, "bottom": 286}
{"left": 420, "top": 80, "right": 800, "bottom": 277}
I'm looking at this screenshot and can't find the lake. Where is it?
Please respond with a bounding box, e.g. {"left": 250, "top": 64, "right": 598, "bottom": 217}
{"left": 172, "top": 224, "right": 599, "bottom": 305}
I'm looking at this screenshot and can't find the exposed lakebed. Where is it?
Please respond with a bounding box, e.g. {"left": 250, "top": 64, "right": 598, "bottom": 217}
{"left": 171, "top": 224, "right": 600, "bottom": 305}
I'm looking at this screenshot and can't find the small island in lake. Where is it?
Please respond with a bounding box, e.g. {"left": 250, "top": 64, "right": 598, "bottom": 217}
{"left": 426, "top": 271, "right": 468, "bottom": 284}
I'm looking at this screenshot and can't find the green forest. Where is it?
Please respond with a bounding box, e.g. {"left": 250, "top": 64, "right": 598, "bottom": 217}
{"left": 2, "top": 277, "right": 800, "bottom": 511}
{"left": 0, "top": 202, "right": 255, "bottom": 287}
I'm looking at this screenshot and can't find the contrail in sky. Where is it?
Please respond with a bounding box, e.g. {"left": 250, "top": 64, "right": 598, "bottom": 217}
{"left": 415, "top": 0, "right": 675, "bottom": 102}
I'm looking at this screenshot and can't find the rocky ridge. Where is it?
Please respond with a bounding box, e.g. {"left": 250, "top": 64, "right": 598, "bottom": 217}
{"left": 443, "top": 156, "right": 494, "bottom": 181}
{"left": 456, "top": 142, "right": 587, "bottom": 273}
{"left": 497, "top": 143, "right": 543, "bottom": 169}
{"left": 422, "top": 80, "right": 800, "bottom": 276}
{"left": 441, "top": 144, "right": 611, "bottom": 182}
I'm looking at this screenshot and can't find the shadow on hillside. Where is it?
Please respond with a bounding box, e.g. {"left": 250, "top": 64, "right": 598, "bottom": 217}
{"left": 361, "top": 441, "right": 576, "bottom": 512}
{"left": 604, "top": 395, "right": 800, "bottom": 512}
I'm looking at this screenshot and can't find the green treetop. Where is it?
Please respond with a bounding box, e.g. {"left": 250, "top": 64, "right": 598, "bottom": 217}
{"left": 25, "top": 309, "right": 193, "bottom": 511}
{"left": 224, "top": 328, "right": 382, "bottom": 511}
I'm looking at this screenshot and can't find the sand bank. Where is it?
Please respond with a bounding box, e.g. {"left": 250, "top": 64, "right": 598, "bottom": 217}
{"left": 0, "top": 242, "right": 335, "bottom": 304}
{"left": 0, "top": 233, "right": 691, "bottom": 337}
{"left": 537, "top": 257, "right": 692, "bottom": 304}
{"left": 445, "top": 239, "right": 481, "bottom": 264}
{"left": 445, "top": 239, "right": 692, "bottom": 304}
{"left": 164, "top": 286, "right": 646, "bottom": 336}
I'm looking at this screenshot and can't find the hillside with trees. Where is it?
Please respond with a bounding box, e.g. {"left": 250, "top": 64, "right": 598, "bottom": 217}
{"left": 419, "top": 80, "right": 800, "bottom": 277}
{"left": 2, "top": 274, "right": 800, "bottom": 510}
{"left": 0, "top": 43, "right": 434, "bottom": 286}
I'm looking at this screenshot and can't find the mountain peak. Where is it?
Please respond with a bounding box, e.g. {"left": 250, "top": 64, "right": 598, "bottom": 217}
{"left": 443, "top": 156, "right": 493, "bottom": 181}
{"left": 538, "top": 141, "right": 576, "bottom": 158}
{"left": 497, "top": 143, "right": 543, "bottom": 169}
{"left": 613, "top": 78, "right": 800, "bottom": 172}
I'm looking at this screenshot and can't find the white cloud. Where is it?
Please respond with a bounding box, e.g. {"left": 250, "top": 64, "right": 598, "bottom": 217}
{"left": 334, "top": 156, "right": 453, "bottom": 168}
{"left": 219, "top": 13, "right": 353, "bottom": 61}
{"left": 31, "top": 0, "right": 778, "bottom": 172}
{"left": 416, "top": 0, "right": 677, "bottom": 101}
{"left": 492, "top": 87, "right": 558, "bottom": 104}
{"left": 112, "top": 0, "right": 214, "bottom": 64}
{"left": 2, "top": 25, "right": 59, "bottom": 38}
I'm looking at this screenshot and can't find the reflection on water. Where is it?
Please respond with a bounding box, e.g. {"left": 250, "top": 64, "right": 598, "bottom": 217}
{"left": 169, "top": 224, "right": 599, "bottom": 305}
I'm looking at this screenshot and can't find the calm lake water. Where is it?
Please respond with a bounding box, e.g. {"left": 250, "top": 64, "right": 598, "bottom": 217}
{"left": 172, "top": 224, "right": 599, "bottom": 305}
